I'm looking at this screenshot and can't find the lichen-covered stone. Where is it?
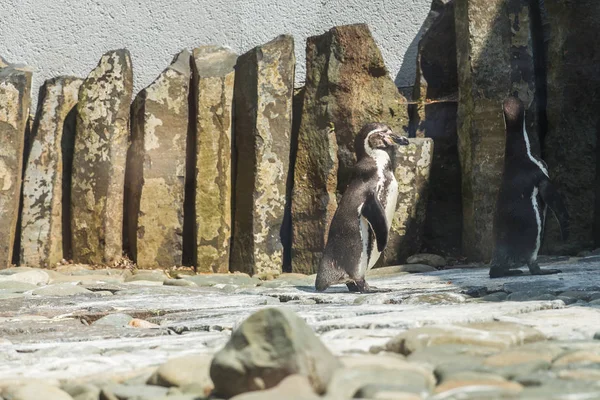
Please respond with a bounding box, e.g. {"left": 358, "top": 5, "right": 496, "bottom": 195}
{"left": 0, "top": 59, "right": 32, "bottom": 268}
{"left": 127, "top": 50, "right": 190, "bottom": 269}
{"left": 71, "top": 49, "right": 133, "bottom": 265}
{"left": 410, "top": 0, "right": 462, "bottom": 257}
{"left": 291, "top": 24, "right": 408, "bottom": 274}
{"left": 193, "top": 46, "right": 236, "bottom": 273}
{"left": 543, "top": 1, "right": 600, "bottom": 254}
{"left": 230, "top": 35, "right": 295, "bottom": 275}
{"left": 382, "top": 138, "right": 434, "bottom": 265}
{"left": 20, "top": 77, "right": 82, "bottom": 268}
{"left": 210, "top": 307, "right": 341, "bottom": 398}
{"left": 455, "top": 0, "right": 537, "bottom": 261}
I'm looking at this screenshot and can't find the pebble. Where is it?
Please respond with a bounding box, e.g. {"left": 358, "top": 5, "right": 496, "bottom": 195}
{"left": 125, "top": 273, "right": 167, "bottom": 283}
{"left": 481, "top": 292, "right": 508, "bottom": 302}
{"left": 434, "top": 371, "right": 523, "bottom": 394}
{"left": 99, "top": 384, "right": 169, "bottom": 399}
{"left": 31, "top": 284, "right": 94, "bottom": 297}
{"left": 552, "top": 349, "right": 600, "bottom": 367}
{"left": 147, "top": 354, "right": 213, "bottom": 391}
{"left": 229, "top": 375, "right": 319, "bottom": 400}
{"left": 406, "top": 253, "right": 446, "bottom": 268}
{"left": 163, "top": 279, "right": 197, "bottom": 287}
{"left": 128, "top": 319, "right": 160, "bottom": 329}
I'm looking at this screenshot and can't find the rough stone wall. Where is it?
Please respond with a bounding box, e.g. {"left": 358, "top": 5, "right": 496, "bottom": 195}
{"left": 71, "top": 50, "right": 133, "bottom": 265}
{"left": 230, "top": 35, "right": 295, "bottom": 276}
{"left": 0, "top": 61, "right": 32, "bottom": 268}
{"left": 543, "top": 0, "right": 600, "bottom": 254}
{"left": 20, "top": 77, "right": 82, "bottom": 267}
{"left": 455, "top": 0, "right": 537, "bottom": 262}
{"left": 127, "top": 50, "right": 190, "bottom": 269}
{"left": 193, "top": 46, "right": 237, "bottom": 273}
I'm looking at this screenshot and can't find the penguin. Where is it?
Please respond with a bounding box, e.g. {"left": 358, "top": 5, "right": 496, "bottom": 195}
{"left": 489, "top": 96, "right": 569, "bottom": 278}
{"left": 315, "top": 122, "right": 409, "bottom": 292}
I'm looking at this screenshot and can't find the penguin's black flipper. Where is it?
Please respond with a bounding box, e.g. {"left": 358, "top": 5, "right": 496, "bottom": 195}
{"left": 362, "top": 192, "right": 388, "bottom": 252}
{"left": 539, "top": 179, "right": 570, "bottom": 241}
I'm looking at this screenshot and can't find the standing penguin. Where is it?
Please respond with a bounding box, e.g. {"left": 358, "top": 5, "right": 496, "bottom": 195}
{"left": 489, "top": 96, "right": 569, "bottom": 278}
{"left": 315, "top": 122, "right": 409, "bottom": 292}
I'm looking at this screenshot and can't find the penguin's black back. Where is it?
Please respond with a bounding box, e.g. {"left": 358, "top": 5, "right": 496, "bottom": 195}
{"left": 491, "top": 97, "right": 546, "bottom": 267}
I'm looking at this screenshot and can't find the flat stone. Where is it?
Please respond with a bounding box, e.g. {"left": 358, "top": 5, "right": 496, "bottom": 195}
{"left": 31, "top": 283, "right": 93, "bottom": 297}
{"left": 229, "top": 375, "right": 319, "bottom": 400}
{"left": 484, "top": 349, "right": 553, "bottom": 367}
{"left": 193, "top": 46, "right": 237, "bottom": 274}
{"left": 552, "top": 350, "right": 600, "bottom": 368}
{"left": 71, "top": 49, "right": 133, "bottom": 264}
{"left": 163, "top": 279, "right": 197, "bottom": 287}
{"left": 230, "top": 35, "right": 294, "bottom": 276}
{"left": 3, "top": 382, "right": 74, "bottom": 400}
{"left": 92, "top": 313, "right": 134, "bottom": 328}
{"left": 148, "top": 354, "right": 213, "bottom": 391}
{"left": 182, "top": 273, "right": 259, "bottom": 287}
{"left": 61, "top": 383, "right": 100, "bottom": 400}
{"left": 124, "top": 280, "right": 164, "bottom": 286}
{"left": 20, "top": 76, "right": 82, "bottom": 268}
{"left": 128, "top": 319, "right": 159, "bottom": 329}
{"left": 126, "top": 50, "right": 190, "bottom": 269}
{"left": 291, "top": 23, "right": 409, "bottom": 274}
{"left": 406, "top": 253, "right": 446, "bottom": 268}
{"left": 385, "top": 322, "right": 544, "bottom": 355}
{"left": 557, "top": 368, "right": 600, "bottom": 381}
{"left": 481, "top": 292, "right": 508, "bottom": 302}
{"left": 100, "top": 384, "right": 169, "bottom": 399}
{"left": 368, "top": 265, "right": 436, "bottom": 277}
{"left": 403, "top": 292, "right": 467, "bottom": 305}
{"left": 434, "top": 371, "right": 523, "bottom": 394}
{"left": 339, "top": 354, "right": 435, "bottom": 388}
{"left": 210, "top": 307, "right": 341, "bottom": 398}
{"left": 0, "top": 60, "right": 32, "bottom": 268}
{"left": 0, "top": 281, "right": 38, "bottom": 292}
{"left": 0, "top": 270, "right": 49, "bottom": 285}
{"left": 49, "top": 275, "right": 125, "bottom": 284}
{"left": 125, "top": 273, "right": 167, "bottom": 283}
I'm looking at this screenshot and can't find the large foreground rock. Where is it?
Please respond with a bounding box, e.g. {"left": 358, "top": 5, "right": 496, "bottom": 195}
{"left": 291, "top": 24, "right": 409, "bottom": 274}
{"left": 0, "top": 59, "right": 32, "bottom": 268}
{"left": 543, "top": 1, "right": 600, "bottom": 254}
{"left": 71, "top": 49, "right": 133, "bottom": 265}
{"left": 410, "top": 0, "right": 462, "bottom": 257}
{"left": 20, "top": 77, "right": 82, "bottom": 267}
{"left": 455, "top": 0, "right": 538, "bottom": 261}
{"left": 382, "top": 138, "right": 434, "bottom": 265}
{"left": 230, "top": 35, "right": 295, "bottom": 276}
{"left": 210, "top": 307, "right": 341, "bottom": 398}
{"left": 127, "top": 50, "right": 190, "bottom": 268}
{"left": 193, "top": 46, "right": 237, "bottom": 273}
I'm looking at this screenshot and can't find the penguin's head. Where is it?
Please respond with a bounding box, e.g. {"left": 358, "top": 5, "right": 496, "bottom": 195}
{"left": 502, "top": 96, "right": 525, "bottom": 130}
{"left": 354, "top": 122, "right": 408, "bottom": 160}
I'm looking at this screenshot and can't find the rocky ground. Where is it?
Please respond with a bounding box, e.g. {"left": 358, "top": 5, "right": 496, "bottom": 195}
{"left": 1, "top": 256, "right": 600, "bottom": 399}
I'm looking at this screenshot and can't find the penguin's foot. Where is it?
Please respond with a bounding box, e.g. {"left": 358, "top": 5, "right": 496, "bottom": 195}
{"left": 529, "top": 263, "right": 562, "bottom": 275}
{"left": 346, "top": 279, "right": 371, "bottom": 293}
{"left": 489, "top": 267, "right": 524, "bottom": 278}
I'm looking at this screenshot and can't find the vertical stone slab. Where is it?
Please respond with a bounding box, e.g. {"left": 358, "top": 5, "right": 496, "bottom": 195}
{"left": 71, "top": 50, "right": 133, "bottom": 265}
{"left": 0, "top": 60, "right": 32, "bottom": 268}
{"left": 127, "top": 50, "right": 190, "bottom": 269}
{"left": 382, "top": 138, "right": 434, "bottom": 266}
{"left": 291, "top": 24, "right": 409, "bottom": 274}
{"left": 193, "top": 46, "right": 236, "bottom": 273}
{"left": 20, "top": 77, "right": 82, "bottom": 267}
{"left": 410, "top": 0, "right": 462, "bottom": 256}
{"left": 231, "top": 35, "right": 295, "bottom": 275}
{"left": 455, "top": 0, "right": 537, "bottom": 261}
{"left": 543, "top": 1, "right": 600, "bottom": 253}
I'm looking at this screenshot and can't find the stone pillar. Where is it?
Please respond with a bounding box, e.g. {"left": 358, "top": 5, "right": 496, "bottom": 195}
{"left": 0, "top": 60, "right": 32, "bottom": 268}
{"left": 193, "top": 46, "right": 237, "bottom": 273}
{"left": 71, "top": 49, "right": 133, "bottom": 265}
{"left": 382, "top": 138, "right": 434, "bottom": 266}
{"left": 127, "top": 50, "right": 190, "bottom": 269}
{"left": 291, "top": 24, "right": 409, "bottom": 274}
{"left": 20, "top": 77, "right": 82, "bottom": 267}
{"left": 410, "top": 0, "right": 462, "bottom": 257}
{"left": 543, "top": 1, "right": 600, "bottom": 253}
{"left": 455, "top": 0, "right": 537, "bottom": 261}
{"left": 230, "top": 35, "right": 295, "bottom": 276}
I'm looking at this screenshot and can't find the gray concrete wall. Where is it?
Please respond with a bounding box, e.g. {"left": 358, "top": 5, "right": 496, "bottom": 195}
{"left": 1, "top": 0, "right": 431, "bottom": 109}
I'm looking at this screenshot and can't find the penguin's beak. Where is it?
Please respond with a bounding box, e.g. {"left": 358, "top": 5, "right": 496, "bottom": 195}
{"left": 388, "top": 133, "right": 409, "bottom": 146}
